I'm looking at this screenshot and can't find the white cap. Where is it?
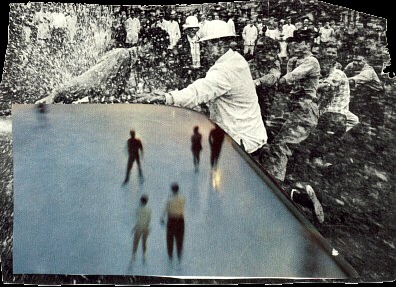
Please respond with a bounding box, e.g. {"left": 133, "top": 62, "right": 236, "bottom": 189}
{"left": 199, "top": 20, "right": 237, "bottom": 42}
{"left": 183, "top": 16, "right": 199, "bottom": 30}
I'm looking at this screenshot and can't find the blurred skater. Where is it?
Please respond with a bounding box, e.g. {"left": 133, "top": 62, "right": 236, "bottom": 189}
{"left": 36, "top": 103, "right": 48, "bottom": 126}
{"left": 161, "top": 183, "right": 185, "bottom": 263}
{"left": 209, "top": 124, "right": 225, "bottom": 170}
{"left": 37, "top": 102, "right": 47, "bottom": 113}
{"left": 123, "top": 129, "right": 144, "bottom": 185}
{"left": 132, "top": 194, "right": 151, "bottom": 263}
{"left": 191, "top": 126, "right": 202, "bottom": 172}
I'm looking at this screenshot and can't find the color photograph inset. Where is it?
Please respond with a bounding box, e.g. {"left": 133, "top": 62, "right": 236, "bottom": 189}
{"left": 12, "top": 104, "right": 353, "bottom": 278}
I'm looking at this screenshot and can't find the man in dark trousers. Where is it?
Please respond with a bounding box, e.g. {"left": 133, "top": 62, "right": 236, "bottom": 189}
{"left": 209, "top": 124, "right": 225, "bottom": 169}
{"left": 161, "top": 183, "right": 186, "bottom": 264}
{"left": 123, "top": 129, "right": 144, "bottom": 185}
{"left": 191, "top": 126, "right": 202, "bottom": 172}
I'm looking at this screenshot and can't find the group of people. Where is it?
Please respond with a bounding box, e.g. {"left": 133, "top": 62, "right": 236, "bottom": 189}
{"left": 121, "top": 129, "right": 186, "bottom": 264}
{"left": 132, "top": 183, "right": 186, "bottom": 265}
{"left": 191, "top": 125, "right": 225, "bottom": 172}
{"left": 34, "top": 4, "right": 387, "bottom": 225}
{"left": 124, "top": 124, "right": 224, "bottom": 265}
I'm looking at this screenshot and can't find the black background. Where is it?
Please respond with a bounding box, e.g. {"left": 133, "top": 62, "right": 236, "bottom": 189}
{"left": 0, "top": 0, "right": 394, "bottom": 284}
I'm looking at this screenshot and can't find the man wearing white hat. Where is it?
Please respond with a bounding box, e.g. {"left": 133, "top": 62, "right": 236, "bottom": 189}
{"left": 167, "top": 10, "right": 181, "bottom": 49}
{"left": 173, "top": 16, "right": 203, "bottom": 88}
{"left": 137, "top": 20, "right": 267, "bottom": 155}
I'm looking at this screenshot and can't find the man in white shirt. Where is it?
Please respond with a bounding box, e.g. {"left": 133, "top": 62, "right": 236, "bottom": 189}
{"left": 227, "top": 13, "right": 236, "bottom": 35}
{"left": 136, "top": 20, "right": 267, "bottom": 155}
{"left": 282, "top": 17, "right": 296, "bottom": 39}
{"left": 34, "top": 5, "right": 51, "bottom": 42}
{"left": 167, "top": 11, "right": 181, "bottom": 49}
{"left": 319, "top": 21, "right": 335, "bottom": 45}
{"left": 154, "top": 12, "right": 168, "bottom": 32}
{"left": 265, "top": 20, "right": 280, "bottom": 40}
{"left": 125, "top": 10, "right": 141, "bottom": 47}
{"left": 242, "top": 19, "right": 258, "bottom": 56}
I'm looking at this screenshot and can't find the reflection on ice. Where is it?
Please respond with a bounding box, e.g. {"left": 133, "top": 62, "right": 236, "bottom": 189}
{"left": 211, "top": 168, "right": 222, "bottom": 191}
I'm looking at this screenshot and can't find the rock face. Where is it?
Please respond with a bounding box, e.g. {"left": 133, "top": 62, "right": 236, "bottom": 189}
{"left": 51, "top": 48, "right": 133, "bottom": 104}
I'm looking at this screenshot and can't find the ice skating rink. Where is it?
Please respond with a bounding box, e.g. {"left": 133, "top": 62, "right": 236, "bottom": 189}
{"left": 12, "top": 104, "right": 355, "bottom": 278}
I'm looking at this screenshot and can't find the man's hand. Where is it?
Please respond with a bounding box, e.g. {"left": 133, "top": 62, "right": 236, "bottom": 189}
{"left": 278, "top": 77, "right": 287, "bottom": 86}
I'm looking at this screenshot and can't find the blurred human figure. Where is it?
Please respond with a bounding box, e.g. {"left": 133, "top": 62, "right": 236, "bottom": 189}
{"left": 153, "top": 12, "right": 168, "bottom": 31}
{"left": 37, "top": 102, "right": 47, "bottom": 113}
{"left": 191, "top": 126, "right": 203, "bottom": 172}
{"left": 319, "top": 20, "right": 335, "bottom": 47}
{"left": 261, "top": 30, "right": 324, "bottom": 223}
{"left": 36, "top": 103, "right": 48, "bottom": 125}
{"left": 213, "top": 12, "right": 220, "bottom": 20}
{"left": 111, "top": 12, "right": 127, "bottom": 48}
{"left": 300, "top": 17, "right": 310, "bottom": 31}
{"left": 250, "top": 37, "right": 281, "bottom": 127}
{"left": 168, "top": 10, "right": 181, "bottom": 49}
{"left": 123, "top": 129, "right": 144, "bottom": 185}
{"left": 255, "top": 17, "right": 266, "bottom": 45}
{"left": 277, "top": 33, "right": 288, "bottom": 62}
{"left": 282, "top": 17, "right": 296, "bottom": 39}
{"left": 209, "top": 124, "right": 225, "bottom": 169}
{"left": 265, "top": 20, "right": 280, "bottom": 40}
{"left": 198, "top": 13, "right": 209, "bottom": 38}
{"left": 242, "top": 19, "right": 258, "bottom": 57}
{"left": 65, "top": 10, "right": 77, "bottom": 43}
{"left": 261, "top": 29, "right": 321, "bottom": 181}
{"left": 227, "top": 13, "right": 236, "bottom": 35}
{"left": 311, "top": 43, "right": 321, "bottom": 60}
{"left": 132, "top": 194, "right": 151, "bottom": 263}
{"left": 34, "top": 4, "right": 51, "bottom": 45}
{"left": 344, "top": 51, "right": 385, "bottom": 129}
{"left": 318, "top": 43, "right": 359, "bottom": 133}
{"left": 125, "top": 9, "right": 141, "bottom": 47}
{"left": 174, "top": 16, "right": 202, "bottom": 88}
{"left": 161, "top": 183, "right": 186, "bottom": 263}
{"left": 49, "top": 4, "right": 68, "bottom": 49}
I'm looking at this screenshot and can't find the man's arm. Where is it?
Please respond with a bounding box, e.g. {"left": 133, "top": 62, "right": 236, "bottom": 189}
{"left": 255, "top": 66, "right": 281, "bottom": 87}
{"left": 343, "top": 63, "right": 355, "bottom": 77}
{"left": 348, "top": 67, "right": 375, "bottom": 86}
{"left": 166, "top": 68, "right": 232, "bottom": 109}
{"left": 283, "top": 57, "right": 319, "bottom": 84}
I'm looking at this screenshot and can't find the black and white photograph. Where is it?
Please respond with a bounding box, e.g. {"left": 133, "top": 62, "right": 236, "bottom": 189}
{"left": 0, "top": 0, "right": 395, "bottom": 284}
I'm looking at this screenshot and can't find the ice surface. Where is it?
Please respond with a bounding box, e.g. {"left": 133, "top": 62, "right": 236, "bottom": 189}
{"left": 12, "top": 104, "right": 350, "bottom": 278}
